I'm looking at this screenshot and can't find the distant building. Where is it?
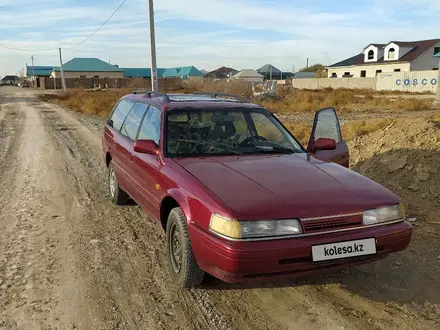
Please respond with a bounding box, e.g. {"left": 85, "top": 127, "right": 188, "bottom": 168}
{"left": 327, "top": 38, "right": 440, "bottom": 78}
{"left": 122, "top": 66, "right": 203, "bottom": 79}
{"left": 52, "top": 58, "right": 124, "bottom": 79}
{"left": 0, "top": 75, "right": 19, "bottom": 85}
{"left": 293, "top": 72, "right": 317, "bottom": 79}
{"left": 26, "top": 66, "right": 54, "bottom": 87}
{"left": 205, "top": 66, "right": 239, "bottom": 79}
{"left": 229, "top": 69, "right": 264, "bottom": 83}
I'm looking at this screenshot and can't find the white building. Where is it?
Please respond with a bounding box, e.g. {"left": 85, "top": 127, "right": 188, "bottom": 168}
{"left": 327, "top": 39, "right": 440, "bottom": 78}
{"left": 229, "top": 69, "right": 264, "bottom": 83}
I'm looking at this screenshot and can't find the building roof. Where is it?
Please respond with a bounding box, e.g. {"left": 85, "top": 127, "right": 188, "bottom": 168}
{"left": 26, "top": 65, "right": 54, "bottom": 77}
{"left": 257, "top": 64, "right": 281, "bottom": 74}
{"left": 231, "top": 69, "right": 264, "bottom": 78}
{"left": 329, "top": 38, "right": 440, "bottom": 68}
{"left": 363, "top": 43, "right": 386, "bottom": 50}
{"left": 435, "top": 52, "right": 440, "bottom": 57}
{"left": 1, "top": 75, "right": 19, "bottom": 82}
{"left": 122, "top": 68, "right": 166, "bottom": 78}
{"left": 205, "top": 66, "right": 238, "bottom": 79}
{"left": 162, "top": 66, "right": 204, "bottom": 78}
{"left": 53, "top": 58, "right": 124, "bottom": 72}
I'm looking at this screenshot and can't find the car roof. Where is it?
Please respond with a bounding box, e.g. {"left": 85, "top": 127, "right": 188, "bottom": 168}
{"left": 121, "top": 92, "right": 262, "bottom": 111}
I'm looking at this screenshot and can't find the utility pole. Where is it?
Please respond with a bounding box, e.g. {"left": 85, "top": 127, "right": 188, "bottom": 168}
{"left": 58, "top": 48, "right": 66, "bottom": 91}
{"left": 31, "top": 55, "right": 35, "bottom": 87}
{"left": 306, "top": 57, "right": 309, "bottom": 68}
{"left": 148, "top": 0, "right": 158, "bottom": 92}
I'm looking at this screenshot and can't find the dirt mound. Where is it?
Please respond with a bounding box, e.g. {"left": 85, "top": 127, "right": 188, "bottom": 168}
{"left": 348, "top": 117, "right": 440, "bottom": 230}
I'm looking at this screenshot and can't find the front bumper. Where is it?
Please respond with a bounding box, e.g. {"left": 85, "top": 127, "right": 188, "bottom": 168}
{"left": 189, "top": 221, "right": 413, "bottom": 283}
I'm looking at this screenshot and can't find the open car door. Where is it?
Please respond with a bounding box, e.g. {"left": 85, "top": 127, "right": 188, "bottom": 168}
{"left": 306, "top": 107, "right": 349, "bottom": 168}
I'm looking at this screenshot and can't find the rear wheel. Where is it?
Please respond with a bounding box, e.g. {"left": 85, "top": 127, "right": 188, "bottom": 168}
{"left": 108, "top": 161, "right": 129, "bottom": 205}
{"left": 166, "top": 207, "right": 205, "bottom": 288}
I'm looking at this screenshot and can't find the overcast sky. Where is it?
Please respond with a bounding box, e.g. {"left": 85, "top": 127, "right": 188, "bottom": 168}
{"left": 0, "top": 0, "right": 439, "bottom": 77}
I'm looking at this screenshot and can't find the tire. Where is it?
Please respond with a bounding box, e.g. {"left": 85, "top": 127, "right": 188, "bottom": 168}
{"left": 108, "top": 161, "right": 129, "bottom": 205}
{"left": 166, "top": 207, "right": 205, "bottom": 288}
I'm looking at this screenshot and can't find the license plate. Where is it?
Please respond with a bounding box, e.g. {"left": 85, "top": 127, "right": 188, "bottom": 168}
{"left": 312, "top": 238, "right": 376, "bottom": 262}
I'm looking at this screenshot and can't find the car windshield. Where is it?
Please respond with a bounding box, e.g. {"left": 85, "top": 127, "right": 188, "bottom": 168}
{"left": 165, "top": 108, "right": 305, "bottom": 157}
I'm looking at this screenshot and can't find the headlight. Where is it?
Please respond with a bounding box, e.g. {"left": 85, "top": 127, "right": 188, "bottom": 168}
{"left": 363, "top": 204, "right": 405, "bottom": 225}
{"left": 209, "top": 214, "right": 302, "bottom": 239}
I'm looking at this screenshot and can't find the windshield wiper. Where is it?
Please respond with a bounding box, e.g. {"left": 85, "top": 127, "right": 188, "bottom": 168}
{"left": 240, "top": 144, "right": 296, "bottom": 154}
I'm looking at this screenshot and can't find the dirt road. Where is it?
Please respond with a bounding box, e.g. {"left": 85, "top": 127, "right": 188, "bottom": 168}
{"left": 1, "top": 87, "right": 439, "bottom": 330}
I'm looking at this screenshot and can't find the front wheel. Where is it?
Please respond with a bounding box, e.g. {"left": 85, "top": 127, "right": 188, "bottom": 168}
{"left": 108, "top": 161, "right": 129, "bottom": 205}
{"left": 166, "top": 207, "right": 205, "bottom": 288}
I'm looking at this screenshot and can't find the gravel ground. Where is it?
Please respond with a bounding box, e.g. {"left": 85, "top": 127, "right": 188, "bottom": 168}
{"left": 0, "top": 86, "right": 439, "bottom": 330}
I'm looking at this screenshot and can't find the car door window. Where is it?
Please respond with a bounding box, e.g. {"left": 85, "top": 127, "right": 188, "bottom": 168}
{"left": 120, "top": 103, "right": 148, "bottom": 141}
{"left": 250, "top": 112, "right": 290, "bottom": 146}
{"left": 109, "top": 100, "right": 135, "bottom": 131}
{"left": 138, "top": 106, "right": 162, "bottom": 144}
{"left": 311, "top": 107, "right": 342, "bottom": 143}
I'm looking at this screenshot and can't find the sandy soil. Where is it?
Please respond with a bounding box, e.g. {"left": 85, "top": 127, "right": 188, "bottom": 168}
{"left": 0, "top": 86, "right": 439, "bottom": 330}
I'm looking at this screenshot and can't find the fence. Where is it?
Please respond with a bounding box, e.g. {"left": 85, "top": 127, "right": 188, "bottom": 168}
{"left": 292, "top": 77, "right": 376, "bottom": 90}
{"left": 376, "top": 71, "right": 438, "bottom": 93}
{"left": 291, "top": 70, "right": 439, "bottom": 92}
{"left": 41, "top": 77, "right": 183, "bottom": 91}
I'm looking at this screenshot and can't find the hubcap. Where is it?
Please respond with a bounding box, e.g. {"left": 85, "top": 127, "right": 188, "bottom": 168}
{"left": 109, "top": 168, "right": 116, "bottom": 197}
{"left": 169, "top": 223, "right": 182, "bottom": 273}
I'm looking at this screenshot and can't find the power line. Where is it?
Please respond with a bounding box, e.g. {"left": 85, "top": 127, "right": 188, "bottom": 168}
{"left": 0, "top": 44, "right": 58, "bottom": 52}
{"left": 0, "top": 0, "right": 128, "bottom": 52}
{"left": 66, "top": 0, "right": 128, "bottom": 49}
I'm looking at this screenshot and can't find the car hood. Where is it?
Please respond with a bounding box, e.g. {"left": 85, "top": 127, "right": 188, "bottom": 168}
{"left": 175, "top": 154, "right": 400, "bottom": 220}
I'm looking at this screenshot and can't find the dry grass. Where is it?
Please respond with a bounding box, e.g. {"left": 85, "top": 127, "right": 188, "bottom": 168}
{"left": 260, "top": 87, "right": 433, "bottom": 115}
{"left": 39, "top": 89, "right": 131, "bottom": 117}
{"left": 40, "top": 84, "right": 433, "bottom": 119}
{"left": 284, "top": 118, "right": 395, "bottom": 146}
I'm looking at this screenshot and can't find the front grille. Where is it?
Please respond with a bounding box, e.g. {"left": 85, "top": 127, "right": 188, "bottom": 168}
{"left": 302, "top": 214, "right": 363, "bottom": 233}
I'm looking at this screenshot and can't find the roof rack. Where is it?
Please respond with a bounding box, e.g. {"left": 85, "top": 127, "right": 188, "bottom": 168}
{"left": 191, "top": 92, "right": 249, "bottom": 103}
{"left": 132, "top": 90, "right": 170, "bottom": 102}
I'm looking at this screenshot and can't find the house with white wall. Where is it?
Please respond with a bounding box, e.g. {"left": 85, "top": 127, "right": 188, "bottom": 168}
{"left": 327, "top": 38, "right": 440, "bottom": 78}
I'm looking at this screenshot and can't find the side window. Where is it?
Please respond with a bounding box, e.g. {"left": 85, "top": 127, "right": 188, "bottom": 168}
{"left": 138, "top": 106, "right": 162, "bottom": 144}
{"left": 109, "top": 100, "right": 135, "bottom": 131}
{"left": 120, "top": 103, "right": 148, "bottom": 141}
{"left": 312, "top": 108, "right": 342, "bottom": 143}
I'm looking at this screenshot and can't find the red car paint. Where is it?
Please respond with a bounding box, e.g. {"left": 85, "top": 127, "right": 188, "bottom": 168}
{"left": 102, "top": 93, "right": 412, "bottom": 283}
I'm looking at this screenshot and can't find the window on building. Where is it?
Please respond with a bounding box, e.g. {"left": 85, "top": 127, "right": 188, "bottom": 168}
{"left": 367, "top": 50, "right": 374, "bottom": 60}
{"left": 331, "top": 73, "right": 337, "bottom": 78}
{"left": 344, "top": 72, "right": 350, "bottom": 76}
{"left": 80, "top": 75, "right": 86, "bottom": 79}
{"left": 360, "top": 70, "right": 366, "bottom": 77}
{"left": 433, "top": 68, "right": 439, "bottom": 71}
{"left": 94, "top": 75, "right": 100, "bottom": 79}
{"left": 375, "top": 70, "right": 382, "bottom": 76}
{"left": 394, "top": 69, "right": 401, "bottom": 72}
{"left": 434, "top": 47, "right": 440, "bottom": 55}
{"left": 388, "top": 48, "right": 396, "bottom": 59}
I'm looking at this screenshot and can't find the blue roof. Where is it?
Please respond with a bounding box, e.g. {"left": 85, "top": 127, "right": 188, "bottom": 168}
{"left": 162, "top": 66, "right": 204, "bottom": 78}
{"left": 53, "top": 58, "right": 124, "bottom": 72}
{"left": 435, "top": 52, "right": 440, "bottom": 57}
{"left": 122, "top": 68, "right": 166, "bottom": 78}
{"left": 26, "top": 65, "right": 54, "bottom": 77}
{"left": 122, "top": 66, "right": 204, "bottom": 78}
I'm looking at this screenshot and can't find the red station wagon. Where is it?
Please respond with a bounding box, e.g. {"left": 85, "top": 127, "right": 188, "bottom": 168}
{"left": 102, "top": 91, "right": 413, "bottom": 288}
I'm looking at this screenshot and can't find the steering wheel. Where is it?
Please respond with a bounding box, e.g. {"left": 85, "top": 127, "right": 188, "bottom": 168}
{"left": 239, "top": 135, "right": 268, "bottom": 146}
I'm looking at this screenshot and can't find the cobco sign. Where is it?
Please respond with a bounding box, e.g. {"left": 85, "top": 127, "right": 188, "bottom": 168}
{"left": 396, "top": 78, "right": 437, "bottom": 86}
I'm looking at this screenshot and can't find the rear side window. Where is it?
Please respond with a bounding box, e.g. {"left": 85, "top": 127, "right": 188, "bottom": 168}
{"left": 138, "top": 106, "right": 162, "bottom": 144}
{"left": 109, "top": 100, "right": 135, "bottom": 131}
{"left": 120, "top": 103, "right": 148, "bottom": 141}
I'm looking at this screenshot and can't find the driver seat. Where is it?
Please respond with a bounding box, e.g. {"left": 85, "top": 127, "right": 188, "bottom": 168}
{"left": 212, "top": 122, "right": 236, "bottom": 140}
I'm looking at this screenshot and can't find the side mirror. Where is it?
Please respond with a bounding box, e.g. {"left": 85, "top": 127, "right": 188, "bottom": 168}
{"left": 312, "top": 138, "right": 336, "bottom": 152}
{"left": 133, "top": 140, "right": 159, "bottom": 156}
